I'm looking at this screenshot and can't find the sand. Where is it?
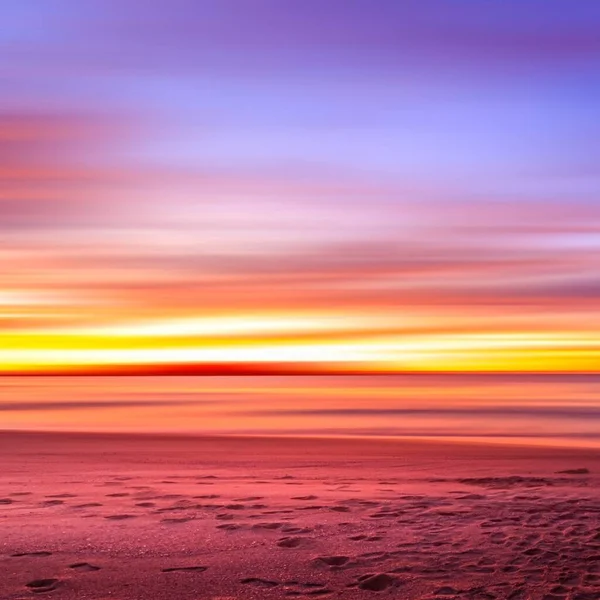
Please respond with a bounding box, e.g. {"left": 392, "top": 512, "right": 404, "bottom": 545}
{"left": 1, "top": 432, "right": 600, "bottom": 599}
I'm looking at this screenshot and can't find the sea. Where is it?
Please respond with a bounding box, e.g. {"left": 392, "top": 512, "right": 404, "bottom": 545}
{"left": 1, "top": 374, "right": 599, "bottom": 448}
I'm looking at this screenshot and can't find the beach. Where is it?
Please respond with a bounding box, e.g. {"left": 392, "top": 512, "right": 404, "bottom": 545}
{"left": 1, "top": 431, "right": 599, "bottom": 599}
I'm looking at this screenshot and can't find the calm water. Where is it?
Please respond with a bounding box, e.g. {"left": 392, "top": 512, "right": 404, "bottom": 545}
{"left": 1, "top": 374, "right": 599, "bottom": 448}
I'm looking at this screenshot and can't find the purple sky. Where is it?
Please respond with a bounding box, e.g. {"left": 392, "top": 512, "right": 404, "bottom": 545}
{"left": 1, "top": 0, "right": 599, "bottom": 375}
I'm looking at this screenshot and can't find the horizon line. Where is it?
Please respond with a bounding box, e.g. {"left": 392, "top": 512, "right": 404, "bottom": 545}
{"left": 1, "top": 363, "right": 598, "bottom": 377}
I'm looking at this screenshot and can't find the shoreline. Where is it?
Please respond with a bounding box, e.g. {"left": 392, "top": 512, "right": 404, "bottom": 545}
{"left": 3, "top": 427, "right": 600, "bottom": 454}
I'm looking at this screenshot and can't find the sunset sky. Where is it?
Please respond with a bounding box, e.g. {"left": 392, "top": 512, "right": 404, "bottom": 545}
{"left": 2, "top": 0, "right": 599, "bottom": 376}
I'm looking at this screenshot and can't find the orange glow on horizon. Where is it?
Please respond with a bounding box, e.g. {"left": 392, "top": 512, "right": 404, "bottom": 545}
{"left": 1, "top": 311, "right": 598, "bottom": 375}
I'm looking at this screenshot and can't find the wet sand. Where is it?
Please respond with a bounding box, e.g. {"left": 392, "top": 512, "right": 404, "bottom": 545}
{"left": 1, "top": 431, "right": 600, "bottom": 599}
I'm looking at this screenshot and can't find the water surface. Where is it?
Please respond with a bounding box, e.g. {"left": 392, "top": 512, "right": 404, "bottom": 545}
{"left": 1, "top": 374, "right": 599, "bottom": 448}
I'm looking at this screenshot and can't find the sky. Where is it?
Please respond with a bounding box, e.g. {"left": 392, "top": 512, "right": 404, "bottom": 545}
{"left": 1, "top": 0, "right": 600, "bottom": 375}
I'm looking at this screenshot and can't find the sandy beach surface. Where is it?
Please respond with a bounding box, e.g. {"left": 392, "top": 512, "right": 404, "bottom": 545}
{"left": 1, "top": 432, "right": 600, "bottom": 600}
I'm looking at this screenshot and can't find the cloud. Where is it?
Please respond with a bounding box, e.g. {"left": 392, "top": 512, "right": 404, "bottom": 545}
{"left": 0, "top": 399, "right": 200, "bottom": 411}
{"left": 0, "top": 394, "right": 239, "bottom": 411}
{"left": 236, "top": 406, "right": 600, "bottom": 420}
{"left": 0, "top": 110, "right": 135, "bottom": 228}
{"left": 9, "top": 1, "right": 600, "bottom": 77}
{"left": 1, "top": 1, "right": 598, "bottom": 378}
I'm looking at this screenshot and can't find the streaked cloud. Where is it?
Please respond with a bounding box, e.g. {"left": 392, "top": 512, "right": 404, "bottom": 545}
{"left": 1, "top": 0, "right": 598, "bottom": 379}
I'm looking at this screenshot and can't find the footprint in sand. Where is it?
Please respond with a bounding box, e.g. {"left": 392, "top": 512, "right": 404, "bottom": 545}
{"left": 12, "top": 551, "right": 52, "bottom": 557}
{"left": 252, "top": 522, "right": 283, "bottom": 530}
{"left": 135, "top": 502, "right": 156, "bottom": 508}
{"left": 73, "top": 503, "right": 103, "bottom": 509}
{"left": 162, "top": 566, "right": 207, "bottom": 573}
{"left": 41, "top": 500, "right": 64, "bottom": 507}
{"left": 26, "top": 579, "right": 61, "bottom": 593}
{"left": 216, "top": 513, "right": 234, "bottom": 520}
{"left": 556, "top": 468, "right": 590, "bottom": 475}
{"left": 281, "top": 524, "right": 312, "bottom": 533}
{"left": 46, "top": 494, "right": 77, "bottom": 499}
{"left": 457, "top": 494, "right": 486, "bottom": 500}
{"left": 277, "top": 536, "right": 305, "bottom": 548}
{"left": 234, "top": 496, "right": 264, "bottom": 501}
{"left": 104, "top": 514, "right": 136, "bottom": 520}
{"left": 349, "top": 535, "right": 383, "bottom": 542}
{"left": 217, "top": 523, "right": 243, "bottom": 531}
{"left": 241, "top": 577, "right": 278, "bottom": 588}
{"left": 314, "top": 556, "right": 350, "bottom": 568}
{"left": 355, "top": 573, "right": 397, "bottom": 592}
{"left": 69, "top": 562, "right": 100, "bottom": 572}
{"left": 434, "top": 586, "right": 461, "bottom": 596}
